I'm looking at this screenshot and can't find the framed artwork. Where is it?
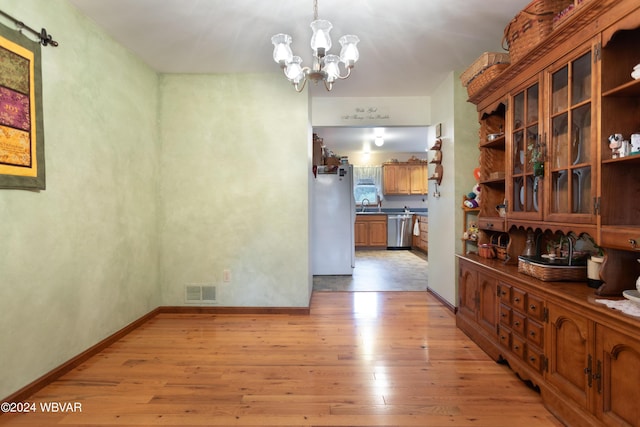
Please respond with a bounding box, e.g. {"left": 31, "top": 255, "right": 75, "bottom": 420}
{"left": 0, "top": 22, "right": 45, "bottom": 190}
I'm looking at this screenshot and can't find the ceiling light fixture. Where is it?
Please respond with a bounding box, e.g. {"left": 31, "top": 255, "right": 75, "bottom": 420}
{"left": 271, "top": 0, "right": 360, "bottom": 92}
{"left": 373, "top": 128, "right": 384, "bottom": 147}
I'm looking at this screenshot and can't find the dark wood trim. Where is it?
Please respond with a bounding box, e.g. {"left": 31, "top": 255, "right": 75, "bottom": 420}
{"left": 2, "top": 307, "right": 161, "bottom": 403}
{"left": 158, "top": 306, "right": 310, "bottom": 315}
{"left": 427, "top": 288, "right": 457, "bottom": 313}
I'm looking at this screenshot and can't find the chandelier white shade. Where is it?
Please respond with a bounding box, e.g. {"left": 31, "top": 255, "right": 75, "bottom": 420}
{"left": 271, "top": 0, "right": 360, "bottom": 92}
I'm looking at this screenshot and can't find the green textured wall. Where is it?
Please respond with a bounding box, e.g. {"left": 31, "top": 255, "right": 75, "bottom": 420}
{"left": 0, "top": 1, "right": 160, "bottom": 397}
{"left": 158, "top": 74, "right": 311, "bottom": 307}
{"left": 0, "top": 0, "right": 312, "bottom": 399}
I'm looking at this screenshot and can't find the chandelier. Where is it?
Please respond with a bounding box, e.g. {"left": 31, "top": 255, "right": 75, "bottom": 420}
{"left": 271, "top": 0, "right": 360, "bottom": 92}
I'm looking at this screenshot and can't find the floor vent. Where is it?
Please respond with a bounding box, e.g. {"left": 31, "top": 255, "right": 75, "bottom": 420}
{"left": 185, "top": 284, "right": 217, "bottom": 304}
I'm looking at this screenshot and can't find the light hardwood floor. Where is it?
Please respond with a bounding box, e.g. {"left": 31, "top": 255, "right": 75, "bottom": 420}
{"left": 0, "top": 292, "right": 563, "bottom": 426}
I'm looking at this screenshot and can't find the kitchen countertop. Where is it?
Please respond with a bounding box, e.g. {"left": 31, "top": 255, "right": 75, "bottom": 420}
{"left": 356, "top": 209, "right": 427, "bottom": 216}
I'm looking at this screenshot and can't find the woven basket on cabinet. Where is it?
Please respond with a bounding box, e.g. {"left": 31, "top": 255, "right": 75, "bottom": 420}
{"left": 503, "top": 0, "right": 574, "bottom": 63}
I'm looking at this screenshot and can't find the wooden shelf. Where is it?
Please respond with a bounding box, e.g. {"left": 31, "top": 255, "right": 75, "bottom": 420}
{"left": 602, "top": 78, "right": 640, "bottom": 97}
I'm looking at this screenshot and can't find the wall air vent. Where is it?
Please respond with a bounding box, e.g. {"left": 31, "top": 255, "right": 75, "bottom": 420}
{"left": 185, "top": 284, "right": 217, "bottom": 304}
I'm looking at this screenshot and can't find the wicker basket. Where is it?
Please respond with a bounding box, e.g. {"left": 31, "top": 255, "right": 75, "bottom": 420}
{"left": 518, "top": 256, "right": 587, "bottom": 281}
{"left": 552, "top": 0, "right": 589, "bottom": 30}
{"left": 460, "top": 52, "right": 511, "bottom": 90}
{"left": 492, "top": 234, "right": 509, "bottom": 261}
{"left": 466, "top": 63, "right": 510, "bottom": 98}
{"left": 503, "top": 0, "right": 573, "bottom": 63}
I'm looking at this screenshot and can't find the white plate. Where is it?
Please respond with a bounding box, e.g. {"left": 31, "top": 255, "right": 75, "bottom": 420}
{"left": 623, "top": 289, "right": 640, "bottom": 304}
{"left": 520, "top": 187, "right": 524, "bottom": 206}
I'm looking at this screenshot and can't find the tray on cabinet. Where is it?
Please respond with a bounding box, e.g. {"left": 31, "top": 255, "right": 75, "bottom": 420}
{"left": 518, "top": 256, "right": 587, "bottom": 282}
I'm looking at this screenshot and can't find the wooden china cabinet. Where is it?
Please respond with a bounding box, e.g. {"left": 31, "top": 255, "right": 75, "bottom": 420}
{"left": 458, "top": 2, "right": 640, "bottom": 427}
{"left": 476, "top": 101, "right": 507, "bottom": 233}
{"left": 508, "top": 76, "right": 544, "bottom": 221}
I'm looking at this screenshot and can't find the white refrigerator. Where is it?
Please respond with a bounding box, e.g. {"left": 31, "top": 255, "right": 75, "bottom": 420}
{"left": 312, "top": 165, "right": 355, "bottom": 275}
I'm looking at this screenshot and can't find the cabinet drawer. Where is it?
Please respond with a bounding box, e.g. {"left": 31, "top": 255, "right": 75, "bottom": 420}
{"left": 527, "top": 319, "right": 544, "bottom": 348}
{"left": 498, "top": 326, "right": 511, "bottom": 349}
{"left": 526, "top": 345, "right": 544, "bottom": 373}
{"left": 511, "top": 288, "right": 527, "bottom": 312}
{"left": 526, "top": 294, "right": 545, "bottom": 322}
{"left": 499, "top": 304, "right": 512, "bottom": 327}
{"left": 498, "top": 283, "right": 511, "bottom": 304}
{"left": 600, "top": 227, "right": 640, "bottom": 252}
{"left": 477, "top": 217, "right": 506, "bottom": 232}
{"left": 512, "top": 311, "right": 526, "bottom": 336}
{"left": 511, "top": 334, "right": 526, "bottom": 360}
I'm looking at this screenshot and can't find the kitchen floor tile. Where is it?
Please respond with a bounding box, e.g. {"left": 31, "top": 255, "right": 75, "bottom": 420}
{"left": 313, "top": 249, "right": 428, "bottom": 292}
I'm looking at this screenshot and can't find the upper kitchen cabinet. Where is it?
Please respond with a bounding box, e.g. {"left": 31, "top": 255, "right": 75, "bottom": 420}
{"left": 544, "top": 42, "right": 598, "bottom": 226}
{"left": 508, "top": 76, "right": 543, "bottom": 222}
{"left": 505, "top": 41, "right": 598, "bottom": 230}
{"left": 382, "top": 162, "right": 428, "bottom": 196}
{"left": 477, "top": 101, "right": 507, "bottom": 233}
{"left": 599, "top": 23, "right": 640, "bottom": 252}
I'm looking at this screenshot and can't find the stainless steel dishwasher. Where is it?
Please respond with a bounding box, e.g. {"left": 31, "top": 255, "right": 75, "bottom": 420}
{"left": 387, "top": 214, "right": 413, "bottom": 249}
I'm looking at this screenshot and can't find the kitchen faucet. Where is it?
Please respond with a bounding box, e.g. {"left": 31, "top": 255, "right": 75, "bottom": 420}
{"left": 565, "top": 234, "right": 576, "bottom": 266}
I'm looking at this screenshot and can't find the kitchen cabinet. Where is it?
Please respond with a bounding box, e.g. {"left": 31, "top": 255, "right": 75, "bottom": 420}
{"left": 599, "top": 25, "right": 640, "bottom": 253}
{"left": 457, "top": 255, "right": 640, "bottom": 427}
{"left": 382, "top": 163, "right": 427, "bottom": 195}
{"left": 476, "top": 101, "right": 507, "bottom": 233}
{"left": 408, "top": 165, "right": 427, "bottom": 195}
{"left": 498, "top": 282, "right": 546, "bottom": 375}
{"left": 508, "top": 76, "right": 543, "bottom": 221}
{"left": 547, "top": 302, "right": 640, "bottom": 426}
{"left": 544, "top": 42, "right": 597, "bottom": 225}
{"left": 458, "top": 3, "right": 640, "bottom": 425}
{"left": 412, "top": 215, "right": 428, "bottom": 253}
{"left": 457, "top": 260, "right": 500, "bottom": 360}
{"left": 594, "top": 324, "right": 640, "bottom": 426}
{"left": 546, "top": 302, "right": 591, "bottom": 412}
{"left": 466, "top": 0, "right": 640, "bottom": 287}
{"left": 355, "top": 214, "right": 387, "bottom": 248}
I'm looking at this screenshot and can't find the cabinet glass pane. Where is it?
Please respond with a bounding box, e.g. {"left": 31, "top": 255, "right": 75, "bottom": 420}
{"left": 552, "top": 170, "right": 569, "bottom": 213}
{"left": 571, "top": 52, "right": 591, "bottom": 105}
{"left": 526, "top": 125, "right": 538, "bottom": 173}
{"left": 552, "top": 113, "right": 568, "bottom": 169}
{"left": 526, "top": 175, "right": 539, "bottom": 212}
{"left": 572, "top": 166, "right": 591, "bottom": 213}
{"left": 526, "top": 84, "right": 539, "bottom": 123}
{"left": 513, "top": 92, "right": 524, "bottom": 129}
{"left": 552, "top": 66, "right": 568, "bottom": 114}
{"left": 571, "top": 104, "right": 591, "bottom": 165}
{"left": 513, "top": 176, "right": 523, "bottom": 212}
{"left": 514, "top": 130, "right": 524, "bottom": 174}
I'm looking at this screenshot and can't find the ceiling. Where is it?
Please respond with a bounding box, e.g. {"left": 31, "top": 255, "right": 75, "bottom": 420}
{"left": 68, "top": 0, "right": 529, "bottom": 153}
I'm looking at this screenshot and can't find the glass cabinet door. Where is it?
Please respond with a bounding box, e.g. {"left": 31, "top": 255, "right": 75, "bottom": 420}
{"left": 547, "top": 49, "right": 596, "bottom": 224}
{"left": 509, "top": 81, "right": 542, "bottom": 220}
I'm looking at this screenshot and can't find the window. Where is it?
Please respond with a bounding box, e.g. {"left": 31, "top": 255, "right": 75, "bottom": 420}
{"left": 353, "top": 166, "right": 383, "bottom": 205}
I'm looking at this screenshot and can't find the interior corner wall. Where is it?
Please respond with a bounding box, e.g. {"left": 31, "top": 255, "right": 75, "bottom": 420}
{"left": 427, "top": 72, "right": 478, "bottom": 306}
{"left": 453, "top": 72, "right": 482, "bottom": 251}
{"left": 158, "top": 73, "right": 311, "bottom": 308}
{"left": 0, "top": 0, "right": 161, "bottom": 398}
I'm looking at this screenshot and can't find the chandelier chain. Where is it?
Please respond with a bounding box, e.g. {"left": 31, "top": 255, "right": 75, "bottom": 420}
{"left": 313, "top": 0, "right": 318, "bottom": 21}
